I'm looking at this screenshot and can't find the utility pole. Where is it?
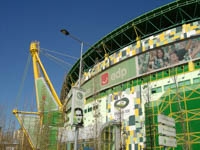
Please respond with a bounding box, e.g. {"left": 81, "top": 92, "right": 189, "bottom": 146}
{"left": 74, "top": 42, "right": 83, "bottom": 150}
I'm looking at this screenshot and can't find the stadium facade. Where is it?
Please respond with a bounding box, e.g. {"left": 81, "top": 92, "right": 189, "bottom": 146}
{"left": 60, "top": 0, "right": 200, "bottom": 149}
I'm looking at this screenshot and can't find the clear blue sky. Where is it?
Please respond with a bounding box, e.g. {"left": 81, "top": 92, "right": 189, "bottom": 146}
{"left": 0, "top": 0, "right": 175, "bottom": 128}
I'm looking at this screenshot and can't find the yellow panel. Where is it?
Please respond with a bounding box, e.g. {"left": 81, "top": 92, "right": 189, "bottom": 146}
{"left": 84, "top": 99, "right": 86, "bottom": 104}
{"left": 135, "top": 109, "right": 139, "bottom": 116}
{"left": 170, "top": 31, "right": 175, "bottom": 35}
{"left": 142, "top": 46, "right": 145, "bottom": 52}
{"left": 130, "top": 130, "right": 134, "bottom": 136}
{"left": 132, "top": 49, "right": 136, "bottom": 56}
{"left": 133, "top": 137, "right": 137, "bottom": 142}
{"left": 148, "top": 39, "right": 153, "bottom": 46}
{"left": 84, "top": 72, "right": 88, "bottom": 77}
{"left": 97, "top": 64, "right": 100, "bottom": 71}
{"left": 156, "top": 43, "right": 160, "bottom": 47}
{"left": 189, "top": 61, "right": 195, "bottom": 72}
{"left": 114, "top": 58, "right": 117, "bottom": 63}
{"left": 109, "top": 55, "right": 113, "bottom": 61}
{"left": 141, "top": 144, "right": 144, "bottom": 149}
{"left": 187, "top": 24, "right": 191, "bottom": 32}
{"left": 126, "top": 126, "right": 129, "bottom": 131}
{"left": 137, "top": 98, "right": 140, "bottom": 104}
{"left": 138, "top": 144, "right": 141, "bottom": 150}
{"left": 172, "top": 35, "right": 180, "bottom": 40}
{"left": 191, "top": 25, "right": 198, "bottom": 30}
{"left": 126, "top": 144, "right": 129, "bottom": 150}
{"left": 118, "top": 52, "right": 122, "bottom": 58}
{"left": 130, "top": 87, "right": 135, "bottom": 94}
{"left": 112, "top": 95, "right": 114, "bottom": 101}
{"left": 183, "top": 24, "right": 188, "bottom": 32}
{"left": 136, "top": 41, "right": 141, "bottom": 48}
{"left": 107, "top": 104, "right": 111, "bottom": 109}
{"left": 159, "top": 33, "right": 165, "bottom": 42}
{"left": 102, "top": 61, "right": 105, "bottom": 67}
{"left": 127, "top": 136, "right": 130, "bottom": 144}
{"left": 196, "top": 30, "right": 200, "bottom": 34}
{"left": 163, "top": 40, "right": 168, "bottom": 45}
{"left": 110, "top": 116, "right": 113, "bottom": 120}
{"left": 126, "top": 47, "right": 130, "bottom": 54}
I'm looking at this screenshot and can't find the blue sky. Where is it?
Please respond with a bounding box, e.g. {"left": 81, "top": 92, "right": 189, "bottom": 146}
{"left": 0, "top": 0, "right": 175, "bottom": 128}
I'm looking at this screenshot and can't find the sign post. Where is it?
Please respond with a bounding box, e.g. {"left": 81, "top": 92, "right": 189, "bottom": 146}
{"left": 157, "top": 114, "right": 177, "bottom": 148}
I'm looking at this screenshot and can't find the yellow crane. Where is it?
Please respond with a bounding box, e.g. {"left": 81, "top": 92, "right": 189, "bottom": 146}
{"left": 13, "top": 41, "right": 63, "bottom": 150}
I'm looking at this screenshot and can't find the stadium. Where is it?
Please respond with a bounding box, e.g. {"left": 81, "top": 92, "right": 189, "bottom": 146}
{"left": 59, "top": 0, "right": 200, "bottom": 149}
{"left": 13, "top": 0, "right": 200, "bottom": 150}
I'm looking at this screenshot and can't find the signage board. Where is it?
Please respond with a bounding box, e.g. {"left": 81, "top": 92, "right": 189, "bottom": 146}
{"left": 82, "top": 57, "right": 136, "bottom": 97}
{"left": 159, "top": 136, "right": 177, "bottom": 147}
{"left": 158, "top": 124, "right": 176, "bottom": 137}
{"left": 70, "top": 87, "right": 85, "bottom": 126}
{"left": 157, "top": 114, "right": 176, "bottom": 147}
{"left": 157, "top": 114, "right": 175, "bottom": 127}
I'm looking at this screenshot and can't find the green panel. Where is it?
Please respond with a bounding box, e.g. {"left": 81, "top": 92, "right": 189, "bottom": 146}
{"left": 145, "top": 83, "right": 200, "bottom": 149}
{"left": 177, "top": 66, "right": 184, "bottom": 74}
{"left": 138, "top": 78, "right": 142, "bottom": 85}
{"left": 163, "top": 70, "right": 170, "bottom": 77}
{"left": 82, "top": 57, "right": 136, "bottom": 97}
{"left": 43, "top": 111, "right": 64, "bottom": 127}
{"left": 157, "top": 72, "right": 163, "bottom": 80}
{"left": 183, "top": 64, "right": 189, "bottom": 72}
{"left": 170, "top": 68, "right": 176, "bottom": 76}
{"left": 194, "top": 60, "right": 200, "bottom": 69}
{"left": 150, "top": 73, "right": 157, "bottom": 81}
{"left": 36, "top": 77, "right": 59, "bottom": 112}
{"left": 133, "top": 79, "right": 137, "bottom": 86}
{"left": 18, "top": 114, "right": 40, "bottom": 149}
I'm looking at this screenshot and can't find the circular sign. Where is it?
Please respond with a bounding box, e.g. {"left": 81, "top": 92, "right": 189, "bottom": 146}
{"left": 114, "top": 97, "right": 129, "bottom": 109}
{"left": 77, "top": 92, "right": 83, "bottom": 99}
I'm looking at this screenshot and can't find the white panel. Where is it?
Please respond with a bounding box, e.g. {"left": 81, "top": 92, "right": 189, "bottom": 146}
{"left": 158, "top": 114, "right": 175, "bottom": 127}
{"left": 159, "top": 136, "right": 177, "bottom": 147}
{"left": 158, "top": 124, "right": 176, "bottom": 137}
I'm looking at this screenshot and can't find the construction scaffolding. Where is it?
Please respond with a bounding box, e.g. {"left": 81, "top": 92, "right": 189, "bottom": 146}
{"left": 145, "top": 83, "right": 200, "bottom": 150}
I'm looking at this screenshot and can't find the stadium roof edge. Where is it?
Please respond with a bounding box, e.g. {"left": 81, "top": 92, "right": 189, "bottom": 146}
{"left": 60, "top": 0, "right": 200, "bottom": 102}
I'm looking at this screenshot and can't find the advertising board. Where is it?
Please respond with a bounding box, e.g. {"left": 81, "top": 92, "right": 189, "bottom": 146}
{"left": 70, "top": 87, "right": 85, "bottom": 126}
{"left": 138, "top": 36, "right": 200, "bottom": 74}
{"left": 82, "top": 57, "right": 136, "bottom": 97}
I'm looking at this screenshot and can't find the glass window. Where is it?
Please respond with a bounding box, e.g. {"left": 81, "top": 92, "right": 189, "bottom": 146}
{"left": 193, "top": 77, "right": 200, "bottom": 84}
{"left": 157, "top": 87, "right": 162, "bottom": 92}
{"left": 164, "top": 84, "right": 170, "bottom": 91}
{"left": 88, "top": 107, "right": 93, "bottom": 112}
{"left": 151, "top": 86, "right": 162, "bottom": 94}
{"left": 164, "top": 83, "right": 176, "bottom": 91}
{"left": 171, "top": 83, "right": 176, "bottom": 88}
{"left": 178, "top": 80, "right": 190, "bottom": 87}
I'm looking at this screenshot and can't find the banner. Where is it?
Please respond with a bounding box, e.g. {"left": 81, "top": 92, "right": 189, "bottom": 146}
{"left": 82, "top": 57, "right": 136, "bottom": 97}
{"left": 67, "top": 87, "right": 85, "bottom": 126}
{"left": 138, "top": 36, "right": 200, "bottom": 74}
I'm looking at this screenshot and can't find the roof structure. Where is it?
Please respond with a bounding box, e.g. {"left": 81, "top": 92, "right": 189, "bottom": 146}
{"left": 60, "top": 0, "right": 200, "bottom": 102}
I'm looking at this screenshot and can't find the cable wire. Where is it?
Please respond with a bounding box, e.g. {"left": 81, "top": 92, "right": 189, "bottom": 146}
{"left": 40, "top": 48, "right": 78, "bottom": 60}
{"left": 15, "top": 54, "right": 32, "bottom": 108}
{"left": 41, "top": 51, "right": 73, "bottom": 67}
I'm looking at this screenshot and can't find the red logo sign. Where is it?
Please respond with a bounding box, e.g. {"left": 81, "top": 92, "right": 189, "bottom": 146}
{"left": 101, "top": 73, "right": 109, "bottom": 86}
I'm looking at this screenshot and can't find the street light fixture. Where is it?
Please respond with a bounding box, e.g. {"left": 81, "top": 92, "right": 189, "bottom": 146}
{"left": 60, "top": 29, "right": 83, "bottom": 88}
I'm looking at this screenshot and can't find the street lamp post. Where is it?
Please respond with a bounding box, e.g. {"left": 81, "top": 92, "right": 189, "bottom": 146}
{"left": 61, "top": 29, "right": 84, "bottom": 150}
{"left": 60, "top": 29, "right": 84, "bottom": 88}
